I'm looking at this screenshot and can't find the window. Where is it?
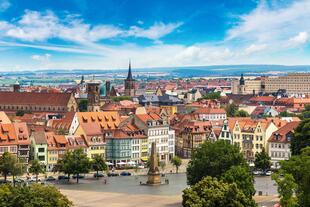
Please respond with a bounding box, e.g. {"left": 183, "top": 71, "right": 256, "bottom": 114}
{"left": 38, "top": 148, "right": 45, "bottom": 153}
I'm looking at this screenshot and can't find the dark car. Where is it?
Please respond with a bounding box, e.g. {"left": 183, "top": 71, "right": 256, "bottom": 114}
{"left": 107, "top": 172, "right": 119, "bottom": 177}
{"left": 94, "top": 172, "right": 104, "bottom": 178}
{"left": 120, "top": 171, "right": 131, "bottom": 176}
{"left": 58, "top": 175, "right": 70, "bottom": 180}
{"left": 72, "top": 174, "right": 85, "bottom": 179}
{"left": 45, "top": 176, "right": 56, "bottom": 181}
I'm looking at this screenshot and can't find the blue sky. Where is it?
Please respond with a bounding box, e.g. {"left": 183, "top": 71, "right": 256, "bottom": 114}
{"left": 0, "top": 0, "right": 309, "bottom": 70}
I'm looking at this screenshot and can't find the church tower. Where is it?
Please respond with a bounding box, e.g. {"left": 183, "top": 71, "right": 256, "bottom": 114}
{"left": 87, "top": 81, "right": 101, "bottom": 112}
{"left": 124, "top": 61, "right": 136, "bottom": 97}
{"left": 238, "top": 73, "right": 246, "bottom": 95}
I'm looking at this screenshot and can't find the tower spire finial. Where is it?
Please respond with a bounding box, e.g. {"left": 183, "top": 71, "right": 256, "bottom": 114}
{"left": 127, "top": 59, "right": 133, "bottom": 80}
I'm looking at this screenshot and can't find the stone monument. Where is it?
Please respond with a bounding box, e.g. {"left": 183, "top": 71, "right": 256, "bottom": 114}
{"left": 146, "top": 142, "right": 161, "bottom": 185}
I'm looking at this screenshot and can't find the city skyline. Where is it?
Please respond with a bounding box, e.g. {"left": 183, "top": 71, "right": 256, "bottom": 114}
{"left": 0, "top": 0, "right": 309, "bottom": 70}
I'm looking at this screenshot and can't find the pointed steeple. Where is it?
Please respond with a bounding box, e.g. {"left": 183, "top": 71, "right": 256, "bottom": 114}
{"left": 126, "top": 60, "right": 133, "bottom": 80}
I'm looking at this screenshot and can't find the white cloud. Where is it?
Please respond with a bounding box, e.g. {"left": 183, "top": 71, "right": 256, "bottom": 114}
{"left": 0, "top": 10, "right": 181, "bottom": 44}
{"left": 287, "top": 32, "right": 309, "bottom": 47}
{"left": 0, "top": 0, "right": 10, "bottom": 12}
{"left": 227, "top": 0, "right": 310, "bottom": 48}
{"left": 245, "top": 44, "right": 267, "bottom": 55}
{"left": 128, "top": 22, "right": 183, "bottom": 40}
{"left": 31, "top": 53, "right": 51, "bottom": 61}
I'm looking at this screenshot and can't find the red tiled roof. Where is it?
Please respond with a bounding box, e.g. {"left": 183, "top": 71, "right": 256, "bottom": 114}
{"left": 194, "top": 107, "right": 226, "bottom": 114}
{"left": 0, "top": 92, "right": 72, "bottom": 106}
{"left": 268, "top": 121, "right": 300, "bottom": 143}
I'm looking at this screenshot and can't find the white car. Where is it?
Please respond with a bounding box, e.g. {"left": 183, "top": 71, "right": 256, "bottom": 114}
{"left": 28, "top": 176, "right": 41, "bottom": 182}
{"left": 265, "top": 171, "right": 272, "bottom": 176}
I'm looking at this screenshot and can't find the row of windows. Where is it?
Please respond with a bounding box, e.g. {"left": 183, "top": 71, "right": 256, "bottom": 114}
{"left": 149, "top": 129, "right": 169, "bottom": 136}
{"left": 271, "top": 151, "right": 290, "bottom": 158}
{"left": 270, "top": 143, "right": 289, "bottom": 149}
{"left": 0, "top": 105, "right": 66, "bottom": 111}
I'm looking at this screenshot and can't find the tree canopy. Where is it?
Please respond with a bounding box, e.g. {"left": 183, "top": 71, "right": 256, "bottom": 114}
{"left": 182, "top": 176, "right": 257, "bottom": 207}
{"left": 291, "top": 119, "right": 310, "bottom": 155}
{"left": 29, "top": 159, "right": 45, "bottom": 183}
{"left": 221, "top": 166, "right": 255, "bottom": 197}
{"left": 0, "top": 184, "right": 73, "bottom": 207}
{"left": 225, "top": 103, "right": 238, "bottom": 117}
{"left": 278, "top": 147, "right": 310, "bottom": 206}
{"left": 254, "top": 148, "right": 271, "bottom": 171}
{"left": 0, "top": 152, "right": 19, "bottom": 181}
{"left": 55, "top": 148, "right": 90, "bottom": 183}
{"left": 235, "top": 110, "right": 250, "bottom": 117}
{"left": 171, "top": 156, "right": 182, "bottom": 173}
{"left": 186, "top": 140, "right": 247, "bottom": 185}
{"left": 198, "top": 92, "right": 221, "bottom": 101}
{"left": 92, "top": 154, "right": 107, "bottom": 178}
{"left": 78, "top": 99, "right": 88, "bottom": 112}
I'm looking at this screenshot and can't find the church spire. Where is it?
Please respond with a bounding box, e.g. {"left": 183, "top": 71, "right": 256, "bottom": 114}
{"left": 126, "top": 60, "right": 133, "bottom": 80}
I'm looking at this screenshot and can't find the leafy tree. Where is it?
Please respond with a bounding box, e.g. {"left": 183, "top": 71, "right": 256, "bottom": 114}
{"left": 15, "top": 110, "right": 25, "bottom": 116}
{"left": 57, "top": 128, "right": 67, "bottom": 135}
{"left": 187, "top": 140, "right": 247, "bottom": 185}
{"left": 0, "top": 152, "right": 17, "bottom": 181}
{"left": 111, "top": 96, "right": 131, "bottom": 102}
{"left": 300, "top": 105, "right": 310, "bottom": 119}
{"left": 291, "top": 119, "right": 310, "bottom": 155}
{"left": 70, "top": 149, "right": 90, "bottom": 183}
{"left": 11, "top": 161, "right": 24, "bottom": 186}
{"left": 221, "top": 166, "right": 255, "bottom": 197}
{"left": 279, "top": 111, "right": 295, "bottom": 117}
{"left": 225, "top": 103, "right": 238, "bottom": 117}
{"left": 272, "top": 173, "right": 298, "bottom": 207}
{"left": 0, "top": 184, "right": 73, "bottom": 207}
{"left": 171, "top": 156, "right": 182, "bottom": 173}
{"left": 29, "top": 159, "right": 45, "bottom": 183}
{"left": 254, "top": 148, "right": 271, "bottom": 171}
{"left": 279, "top": 147, "right": 310, "bottom": 206}
{"left": 198, "top": 92, "right": 221, "bottom": 101}
{"left": 78, "top": 99, "right": 88, "bottom": 112}
{"left": 91, "top": 154, "right": 107, "bottom": 179}
{"left": 235, "top": 110, "right": 249, "bottom": 117}
{"left": 182, "top": 176, "right": 257, "bottom": 207}
{"left": 55, "top": 151, "right": 74, "bottom": 182}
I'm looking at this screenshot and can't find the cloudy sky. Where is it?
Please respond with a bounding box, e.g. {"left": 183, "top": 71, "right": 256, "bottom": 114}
{"left": 0, "top": 0, "right": 309, "bottom": 70}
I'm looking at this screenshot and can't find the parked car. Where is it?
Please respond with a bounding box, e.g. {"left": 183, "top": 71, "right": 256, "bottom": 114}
{"left": 265, "top": 171, "right": 272, "bottom": 176}
{"left": 120, "top": 171, "right": 131, "bottom": 176}
{"left": 94, "top": 172, "right": 104, "bottom": 178}
{"left": 28, "top": 176, "right": 41, "bottom": 182}
{"left": 253, "top": 170, "right": 263, "bottom": 176}
{"left": 72, "top": 174, "right": 85, "bottom": 179}
{"left": 14, "top": 178, "right": 25, "bottom": 183}
{"left": 45, "top": 176, "right": 56, "bottom": 181}
{"left": 107, "top": 172, "right": 119, "bottom": 177}
{"left": 0, "top": 179, "right": 11, "bottom": 184}
{"left": 58, "top": 175, "right": 70, "bottom": 180}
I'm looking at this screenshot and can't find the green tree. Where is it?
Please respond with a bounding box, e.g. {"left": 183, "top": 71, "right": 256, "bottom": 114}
{"left": 221, "top": 166, "right": 255, "bottom": 197}
{"left": 279, "top": 111, "right": 295, "bottom": 117}
{"left": 300, "top": 105, "right": 310, "bottom": 119}
{"left": 92, "top": 154, "right": 107, "bottom": 179}
{"left": 0, "top": 152, "right": 17, "bottom": 181}
{"left": 55, "top": 151, "right": 74, "bottom": 182}
{"left": 198, "top": 92, "right": 221, "bottom": 101}
{"left": 279, "top": 147, "right": 310, "bottom": 206}
{"left": 78, "top": 99, "right": 88, "bottom": 112}
{"left": 291, "top": 119, "right": 310, "bottom": 155}
{"left": 182, "top": 176, "right": 257, "bottom": 207}
{"left": 254, "top": 148, "right": 271, "bottom": 171}
{"left": 71, "top": 149, "right": 90, "bottom": 183}
{"left": 225, "top": 103, "right": 238, "bottom": 117}
{"left": 15, "top": 110, "right": 25, "bottom": 116}
{"left": 272, "top": 173, "right": 298, "bottom": 207}
{"left": 187, "top": 140, "right": 247, "bottom": 185}
{"left": 0, "top": 184, "right": 73, "bottom": 207}
{"left": 235, "top": 110, "right": 250, "bottom": 117}
{"left": 111, "top": 96, "right": 131, "bottom": 102}
{"left": 29, "top": 159, "right": 45, "bottom": 183}
{"left": 171, "top": 156, "right": 182, "bottom": 173}
{"left": 11, "top": 161, "right": 24, "bottom": 186}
